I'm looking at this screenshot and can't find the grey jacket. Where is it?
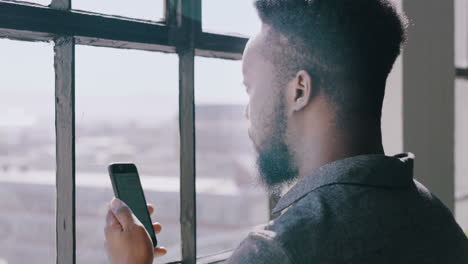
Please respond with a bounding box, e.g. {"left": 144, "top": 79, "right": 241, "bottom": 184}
{"left": 226, "top": 153, "right": 468, "bottom": 263}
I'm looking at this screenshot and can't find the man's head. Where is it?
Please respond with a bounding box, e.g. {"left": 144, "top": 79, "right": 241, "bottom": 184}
{"left": 242, "top": 0, "right": 407, "bottom": 191}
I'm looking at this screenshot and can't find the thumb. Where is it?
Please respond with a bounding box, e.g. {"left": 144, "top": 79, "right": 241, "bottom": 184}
{"left": 110, "top": 198, "right": 135, "bottom": 229}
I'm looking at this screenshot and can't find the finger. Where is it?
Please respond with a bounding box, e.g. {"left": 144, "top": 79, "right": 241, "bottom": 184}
{"left": 147, "top": 204, "right": 154, "bottom": 215}
{"left": 110, "top": 198, "right": 135, "bottom": 229}
{"left": 152, "top": 222, "right": 162, "bottom": 234}
{"left": 104, "top": 209, "right": 122, "bottom": 238}
{"left": 105, "top": 207, "right": 120, "bottom": 228}
{"left": 153, "top": 247, "right": 167, "bottom": 258}
{"left": 105, "top": 207, "right": 114, "bottom": 226}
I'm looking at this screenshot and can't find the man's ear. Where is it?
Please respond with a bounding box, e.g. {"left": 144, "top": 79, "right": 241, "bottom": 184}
{"left": 291, "top": 70, "right": 313, "bottom": 112}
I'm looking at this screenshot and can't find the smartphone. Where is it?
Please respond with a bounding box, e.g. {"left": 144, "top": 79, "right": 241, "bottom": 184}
{"left": 108, "top": 163, "right": 157, "bottom": 247}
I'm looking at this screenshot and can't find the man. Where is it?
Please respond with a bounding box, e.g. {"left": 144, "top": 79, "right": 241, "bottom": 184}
{"left": 104, "top": 0, "right": 468, "bottom": 263}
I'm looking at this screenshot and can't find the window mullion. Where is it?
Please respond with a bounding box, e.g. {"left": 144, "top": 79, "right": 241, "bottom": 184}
{"left": 176, "top": 0, "right": 201, "bottom": 263}
{"left": 179, "top": 47, "right": 196, "bottom": 264}
{"left": 54, "top": 35, "right": 76, "bottom": 264}
{"left": 50, "top": 0, "right": 70, "bottom": 10}
{"left": 456, "top": 68, "right": 468, "bottom": 79}
{"left": 53, "top": 0, "right": 75, "bottom": 261}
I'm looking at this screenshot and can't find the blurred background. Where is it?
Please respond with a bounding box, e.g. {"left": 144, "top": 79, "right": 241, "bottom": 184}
{"left": 0, "top": 0, "right": 467, "bottom": 263}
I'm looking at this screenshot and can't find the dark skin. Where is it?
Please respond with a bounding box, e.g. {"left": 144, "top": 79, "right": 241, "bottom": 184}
{"left": 243, "top": 23, "right": 384, "bottom": 180}
{"left": 104, "top": 198, "right": 167, "bottom": 264}
{"left": 104, "top": 23, "right": 385, "bottom": 264}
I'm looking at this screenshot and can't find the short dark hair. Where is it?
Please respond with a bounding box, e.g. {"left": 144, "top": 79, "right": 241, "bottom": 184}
{"left": 254, "top": 0, "right": 407, "bottom": 124}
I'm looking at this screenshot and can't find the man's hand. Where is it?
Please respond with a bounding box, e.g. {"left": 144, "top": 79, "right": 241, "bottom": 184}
{"left": 104, "top": 198, "right": 167, "bottom": 264}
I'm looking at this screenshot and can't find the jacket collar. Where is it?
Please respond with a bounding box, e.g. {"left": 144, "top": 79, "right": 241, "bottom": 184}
{"left": 271, "top": 152, "right": 415, "bottom": 215}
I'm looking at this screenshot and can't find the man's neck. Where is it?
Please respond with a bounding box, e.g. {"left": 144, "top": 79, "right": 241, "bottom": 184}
{"left": 292, "top": 123, "right": 385, "bottom": 180}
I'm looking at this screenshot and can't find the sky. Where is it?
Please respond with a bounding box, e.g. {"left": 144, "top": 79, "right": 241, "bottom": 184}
{"left": 0, "top": 0, "right": 262, "bottom": 128}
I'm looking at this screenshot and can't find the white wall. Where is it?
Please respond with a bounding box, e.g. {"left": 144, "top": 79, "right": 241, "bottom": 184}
{"left": 382, "top": 0, "right": 404, "bottom": 156}
{"left": 454, "top": 0, "right": 468, "bottom": 231}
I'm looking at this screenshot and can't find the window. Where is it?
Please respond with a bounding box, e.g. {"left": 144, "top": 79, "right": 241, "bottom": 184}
{"left": 73, "top": 0, "right": 165, "bottom": 21}
{"left": 0, "top": 39, "right": 55, "bottom": 263}
{"left": 0, "top": 0, "right": 254, "bottom": 263}
{"left": 195, "top": 57, "right": 269, "bottom": 257}
{"left": 202, "top": 0, "right": 261, "bottom": 36}
{"left": 75, "top": 46, "right": 180, "bottom": 263}
{"left": 21, "top": 0, "right": 50, "bottom": 5}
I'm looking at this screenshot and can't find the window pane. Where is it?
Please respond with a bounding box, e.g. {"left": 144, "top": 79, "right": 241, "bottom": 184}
{"left": 73, "top": 0, "right": 164, "bottom": 21}
{"left": 455, "top": 79, "right": 468, "bottom": 232}
{"left": 195, "top": 57, "right": 269, "bottom": 257}
{"left": 202, "top": 0, "right": 261, "bottom": 36}
{"left": 75, "top": 46, "right": 180, "bottom": 263}
{"left": 23, "top": 0, "right": 50, "bottom": 5}
{"left": 0, "top": 40, "right": 55, "bottom": 263}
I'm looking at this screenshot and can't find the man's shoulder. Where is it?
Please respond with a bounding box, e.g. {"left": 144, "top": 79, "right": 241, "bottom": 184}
{"left": 262, "top": 186, "right": 348, "bottom": 261}
{"left": 225, "top": 190, "right": 332, "bottom": 264}
{"left": 225, "top": 229, "right": 293, "bottom": 264}
{"left": 227, "top": 181, "right": 468, "bottom": 263}
{"left": 266, "top": 180, "right": 468, "bottom": 262}
{"left": 267, "top": 179, "right": 454, "bottom": 238}
{"left": 268, "top": 187, "right": 330, "bottom": 233}
{"left": 269, "top": 183, "right": 358, "bottom": 232}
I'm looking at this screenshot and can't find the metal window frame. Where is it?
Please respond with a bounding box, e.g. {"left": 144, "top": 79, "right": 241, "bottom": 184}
{"left": 457, "top": 68, "right": 468, "bottom": 79}
{"left": 0, "top": 0, "right": 253, "bottom": 263}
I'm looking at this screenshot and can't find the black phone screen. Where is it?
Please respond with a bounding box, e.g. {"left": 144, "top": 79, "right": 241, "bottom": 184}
{"left": 110, "top": 168, "right": 157, "bottom": 247}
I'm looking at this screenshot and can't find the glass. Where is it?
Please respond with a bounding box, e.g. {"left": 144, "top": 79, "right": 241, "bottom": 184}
{"left": 75, "top": 46, "right": 180, "bottom": 263}
{"left": 202, "top": 0, "right": 262, "bottom": 37}
{"left": 22, "top": 0, "right": 51, "bottom": 6}
{"left": 195, "top": 57, "right": 269, "bottom": 257}
{"left": 455, "top": 79, "right": 468, "bottom": 232}
{"left": 73, "top": 0, "right": 164, "bottom": 21}
{"left": 0, "top": 39, "right": 55, "bottom": 263}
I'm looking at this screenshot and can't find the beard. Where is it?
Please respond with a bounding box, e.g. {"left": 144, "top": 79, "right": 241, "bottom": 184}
{"left": 254, "top": 92, "right": 299, "bottom": 194}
